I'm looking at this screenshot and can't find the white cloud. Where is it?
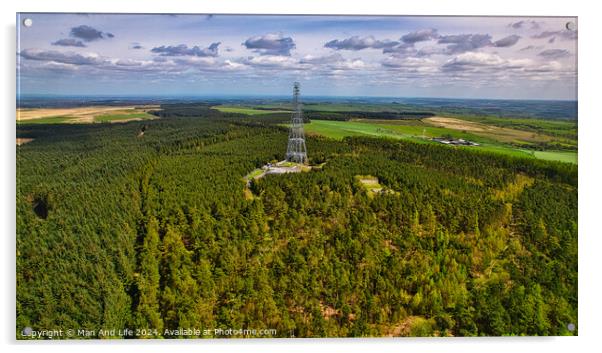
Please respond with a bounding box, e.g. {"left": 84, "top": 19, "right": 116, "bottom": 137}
{"left": 382, "top": 56, "right": 439, "bottom": 73}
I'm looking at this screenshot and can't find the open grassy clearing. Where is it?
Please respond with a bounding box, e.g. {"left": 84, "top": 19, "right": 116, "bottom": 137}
{"left": 17, "top": 116, "right": 76, "bottom": 124}
{"left": 531, "top": 150, "right": 578, "bottom": 164}
{"left": 94, "top": 112, "right": 155, "bottom": 123}
{"left": 304, "top": 119, "right": 494, "bottom": 144}
{"left": 304, "top": 119, "right": 577, "bottom": 164}
{"left": 244, "top": 168, "right": 264, "bottom": 180}
{"left": 355, "top": 175, "right": 382, "bottom": 192}
{"left": 212, "top": 106, "right": 291, "bottom": 115}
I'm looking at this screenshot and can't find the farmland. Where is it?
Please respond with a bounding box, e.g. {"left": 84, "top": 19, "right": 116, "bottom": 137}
{"left": 213, "top": 99, "right": 577, "bottom": 164}
{"left": 301, "top": 119, "right": 577, "bottom": 164}
{"left": 16, "top": 105, "right": 159, "bottom": 124}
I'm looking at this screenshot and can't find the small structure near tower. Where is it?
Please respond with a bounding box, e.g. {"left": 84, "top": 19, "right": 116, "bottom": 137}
{"left": 243, "top": 82, "right": 321, "bottom": 197}
{"left": 285, "top": 82, "right": 308, "bottom": 164}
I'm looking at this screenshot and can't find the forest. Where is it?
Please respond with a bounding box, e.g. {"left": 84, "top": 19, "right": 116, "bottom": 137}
{"left": 16, "top": 106, "right": 577, "bottom": 338}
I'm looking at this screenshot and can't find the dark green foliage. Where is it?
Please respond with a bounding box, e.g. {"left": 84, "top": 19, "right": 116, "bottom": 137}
{"left": 150, "top": 103, "right": 224, "bottom": 118}
{"left": 133, "top": 217, "right": 163, "bottom": 336}
{"left": 16, "top": 110, "right": 577, "bottom": 338}
{"left": 305, "top": 111, "right": 434, "bottom": 121}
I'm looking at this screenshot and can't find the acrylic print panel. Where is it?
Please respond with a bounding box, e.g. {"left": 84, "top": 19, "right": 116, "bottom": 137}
{"left": 16, "top": 13, "right": 577, "bottom": 339}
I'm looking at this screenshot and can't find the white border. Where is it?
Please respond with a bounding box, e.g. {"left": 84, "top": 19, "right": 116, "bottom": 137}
{"left": 3, "top": 1, "right": 600, "bottom": 352}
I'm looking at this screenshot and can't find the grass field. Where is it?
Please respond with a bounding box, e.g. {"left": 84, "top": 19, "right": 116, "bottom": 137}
{"left": 212, "top": 106, "right": 291, "bottom": 115}
{"left": 253, "top": 103, "right": 404, "bottom": 113}
{"left": 456, "top": 115, "right": 577, "bottom": 140}
{"left": 304, "top": 119, "right": 493, "bottom": 143}
{"left": 303, "top": 119, "right": 577, "bottom": 164}
{"left": 17, "top": 116, "right": 76, "bottom": 124}
{"left": 531, "top": 150, "right": 578, "bottom": 164}
{"left": 94, "top": 112, "right": 155, "bottom": 123}
{"left": 245, "top": 168, "right": 264, "bottom": 180}
{"left": 17, "top": 105, "right": 159, "bottom": 124}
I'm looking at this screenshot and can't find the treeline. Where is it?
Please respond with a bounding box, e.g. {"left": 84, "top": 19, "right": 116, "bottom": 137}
{"left": 16, "top": 111, "right": 577, "bottom": 338}
{"left": 305, "top": 111, "right": 434, "bottom": 122}
{"left": 150, "top": 103, "right": 226, "bottom": 118}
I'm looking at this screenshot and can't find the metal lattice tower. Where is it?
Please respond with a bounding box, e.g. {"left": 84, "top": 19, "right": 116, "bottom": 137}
{"left": 285, "top": 82, "right": 308, "bottom": 164}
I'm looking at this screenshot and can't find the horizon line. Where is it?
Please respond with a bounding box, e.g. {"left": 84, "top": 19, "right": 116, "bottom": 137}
{"left": 16, "top": 94, "right": 578, "bottom": 103}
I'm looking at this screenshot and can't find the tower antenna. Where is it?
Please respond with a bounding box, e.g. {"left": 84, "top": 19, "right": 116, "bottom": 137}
{"left": 285, "top": 82, "right": 308, "bottom": 164}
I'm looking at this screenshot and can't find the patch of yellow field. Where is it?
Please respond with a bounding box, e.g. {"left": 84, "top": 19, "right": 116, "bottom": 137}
{"left": 16, "top": 105, "right": 160, "bottom": 123}
{"left": 16, "top": 138, "right": 34, "bottom": 146}
{"left": 424, "top": 116, "right": 553, "bottom": 143}
{"left": 425, "top": 116, "right": 490, "bottom": 132}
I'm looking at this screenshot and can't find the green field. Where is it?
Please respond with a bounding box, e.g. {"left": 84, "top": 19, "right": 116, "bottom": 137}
{"left": 213, "top": 106, "right": 291, "bottom": 115}
{"left": 531, "top": 150, "right": 578, "bottom": 164}
{"left": 251, "top": 103, "right": 407, "bottom": 113}
{"left": 17, "top": 116, "right": 75, "bottom": 124}
{"left": 304, "top": 119, "right": 494, "bottom": 143}
{"left": 244, "top": 168, "right": 264, "bottom": 180}
{"left": 303, "top": 119, "right": 577, "bottom": 164}
{"left": 18, "top": 110, "right": 156, "bottom": 125}
{"left": 457, "top": 115, "right": 577, "bottom": 138}
{"left": 94, "top": 112, "right": 155, "bottom": 123}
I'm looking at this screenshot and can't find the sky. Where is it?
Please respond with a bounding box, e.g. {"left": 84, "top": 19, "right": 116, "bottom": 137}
{"left": 16, "top": 14, "right": 577, "bottom": 100}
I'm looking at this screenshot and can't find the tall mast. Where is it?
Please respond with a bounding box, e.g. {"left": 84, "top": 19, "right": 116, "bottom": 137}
{"left": 285, "top": 82, "right": 308, "bottom": 164}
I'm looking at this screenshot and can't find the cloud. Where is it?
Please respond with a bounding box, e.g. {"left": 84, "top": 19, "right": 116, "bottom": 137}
{"left": 237, "top": 53, "right": 368, "bottom": 73}
{"left": 300, "top": 53, "right": 367, "bottom": 70}
{"left": 508, "top": 20, "right": 542, "bottom": 30}
{"left": 243, "top": 33, "right": 296, "bottom": 56}
{"left": 52, "top": 38, "right": 86, "bottom": 48}
{"left": 400, "top": 29, "right": 439, "bottom": 44}
{"left": 130, "top": 43, "right": 144, "bottom": 50}
{"left": 519, "top": 45, "right": 542, "bottom": 52}
{"left": 19, "top": 48, "right": 245, "bottom": 77}
{"left": 382, "top": 56, "right": 439, "bottom": 73}
{"left": 441, "top": 52, "right": 506, "bottom": 72}
{"left": 324, "top": 35, "right": 398, "bottom": 51}
{"left": 538, "top": 49, "right": 571, "bottom": 59}
{"left": 113, "top": 58, "right": 146, "bottom": 67}
{"left": 151, "top": 43, "right": 220, "bottom": 57}
{"left": 532, "top": 30, "right": 577, "bottom": 41}
{"left": 441, "top": 51, "right": 569, "bottom": 78}
{"left": 19, "top": 49, "right": 105, "bottom": 66}
{"left": 70, "top": 25, "right": 113, "bottom": 42}
{"left": 438, "top": 34, "right": 493, "bottom": 54}
{"left": 382, "top": 43, "right": 415, "bottom": 56}
{"left": 493, "top": 35, "right": 521, "bottom": 47}
{"left": 239, "top": 55, "right": 302, "bottom": 69}
{"left": 415, "top": 46, "right": 448, "bottom": 57}
{"left": 299, "top": 53, "right": 344, "bottom": 65}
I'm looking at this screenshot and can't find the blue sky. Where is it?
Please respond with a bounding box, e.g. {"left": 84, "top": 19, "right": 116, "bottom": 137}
{"left": 17, "top": 14, "right": 577, "bottom": 100}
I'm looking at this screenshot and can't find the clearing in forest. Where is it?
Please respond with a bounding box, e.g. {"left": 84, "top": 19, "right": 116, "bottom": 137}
{"left": 355, "top": 175, "right": 396, "bottom": 197}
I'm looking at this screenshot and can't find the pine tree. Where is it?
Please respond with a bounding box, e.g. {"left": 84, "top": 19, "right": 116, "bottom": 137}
{"left": 160, "top": 225, "right": 203, "bottom": 335}
{"left": 134, "top": 217, "right": 163, "bottom": 337}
